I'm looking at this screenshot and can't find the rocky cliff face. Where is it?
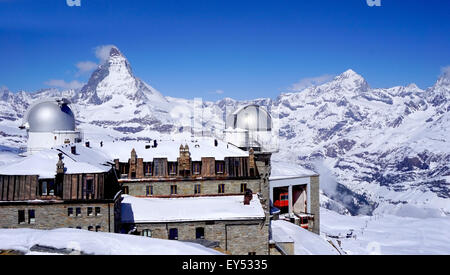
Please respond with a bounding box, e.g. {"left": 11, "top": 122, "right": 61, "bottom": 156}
{"left": 0, "top": 47, "right": 448, "bottom": 215}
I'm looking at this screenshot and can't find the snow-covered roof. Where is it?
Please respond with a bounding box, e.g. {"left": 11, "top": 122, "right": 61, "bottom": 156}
{"left": 96, "top": 137, "right": 249, "bottom": 162}
{"left": 270, "top": 161, "right": 318, "bottom": 180}
{"left": 0, "top": 145, "right": 112, "bottom": 178}
{"left": 271, "top": 220, "right": 339, "bottom": 255}
{"left": 121, "top": 194, "right": 265, "bottom": 223}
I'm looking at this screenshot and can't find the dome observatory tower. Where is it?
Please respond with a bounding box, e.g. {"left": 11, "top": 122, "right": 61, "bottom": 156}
{"left": 224, "top": 104, "right": 277, "bottom": 153}
{"left": 20, "top": 98, "right": 82, "bottom": 154}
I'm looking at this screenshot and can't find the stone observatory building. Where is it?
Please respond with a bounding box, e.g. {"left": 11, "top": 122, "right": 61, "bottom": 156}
{"left": 20, "top": 98, "right": 82, "bottom": 154}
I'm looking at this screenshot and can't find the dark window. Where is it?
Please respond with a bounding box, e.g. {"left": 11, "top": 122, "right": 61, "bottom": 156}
{"left": 194, "top": 184, "right": 201, "bottom": 194}
{"left": 28, "top": 210, "right": 35, "bottom": 224}
{"left": 87, "top": 207, "right": 93, "bottom": 216}
{"left": 216, "top": 161, "right": 224, "bottom": 174}
{"left": 76, "top": 226, "right": 82, "bottom": 230}
{"left": 95, "top": 226, "right": 101, "bottom": 232}
{"left": 169, "top": 228, "right": 178, "bottom": 240}
{"left": 76, "top": 207, "right": 81, "bottom": 216}
{"left": 142, "top": 229, "right": 152, "bottom": 237}
{"left": 68, "top": 208, "right": 74, "bottom": 216}
{"left": 146, "top": 185, "right": 153, "bottom": 196}
{"left": 18, "top": 210, "right": 25, "bottom": 224}
{"left": 95, "top": 207, "right": 101, "bottom": 216}
{"left": 193, "top": 162, "right": 201, "bottom": 175}
{"left": 196, "top": 227, "right": 205, "bottom": 239}
{"left": 240, "top": 183, "right": 247, "bottom": 193}
{"left": 248, "top": 252, "right": 256, "bottom": 255}
{"left": 168, "top": 162, "right": 177, "bottom": 175}
{"left": 39, "top": 180, "right": 55, "bottom": 196}
{"left": 144, "top": 162, "right": 152, "bottom": 176}
{"left": 86, "top": 179, "right": 94, "bottom": 194}
{"left": 170, "top": 185, "right": 177, "bottom": 195}
{"left": 122, "top": 186, "right": 129, "bottom": 194}
{"left": 218, "top": 184, "right": 225, "bottom": 194}
{"left": 131, "top": 172, "right": 136, "bottom": 179}
{"left": 88, "top": 226, "right": 93, "bottom": 231}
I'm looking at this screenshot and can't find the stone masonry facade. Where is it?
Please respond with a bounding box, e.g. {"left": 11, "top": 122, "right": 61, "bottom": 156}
{"left": 0, "top": 200, "right": 120, "bottom": 232}
{"left": 131, "top": 219, "right": 269, "bottom": 255}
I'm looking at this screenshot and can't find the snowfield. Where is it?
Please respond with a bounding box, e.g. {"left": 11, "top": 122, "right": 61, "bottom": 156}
{"left": 321, "top": 208, "right": 450, "bottom": 255}
{"left": 0, "top": 228, "right": 222, "bottom": 255}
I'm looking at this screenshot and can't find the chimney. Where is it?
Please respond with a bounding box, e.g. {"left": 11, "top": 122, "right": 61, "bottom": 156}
{"left": 214, "top": 139, "right": 218, "bottom": 147}
{"left": 56, "top": 153, "right": 65, "bottom": 174}
{"left": 153, "top": 140, "right": 158, "bottom": 148}
{"left": 71, "top": 145, "right": 77, "bottom": 155}
{"left": 85, "top": 141, "right": 90, "bottom": 148}
{"left": 100, "top": 141, "right": 103, "bottom": 147}
{"left": 243, "top": 189, "right": 253, "bottom": 205}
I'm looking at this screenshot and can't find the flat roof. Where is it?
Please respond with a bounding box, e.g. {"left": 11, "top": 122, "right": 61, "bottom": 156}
{"left": 270, "top": 161, "right": 318, "bottom": 180}
{"left": 97, "top": 137, "right": 248, "bottom": 162}
{"left": 121, "top": 194, "right": 265, "bottom": 223}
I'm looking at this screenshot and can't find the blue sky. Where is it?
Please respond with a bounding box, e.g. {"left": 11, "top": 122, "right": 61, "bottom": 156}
{"left": 0, "top": 0, "right": 449, "bottom": 100}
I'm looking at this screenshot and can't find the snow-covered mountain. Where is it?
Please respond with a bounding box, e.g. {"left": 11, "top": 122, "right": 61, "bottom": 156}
{"left": 0, "top": 47, "right": 448, "bottom": 216}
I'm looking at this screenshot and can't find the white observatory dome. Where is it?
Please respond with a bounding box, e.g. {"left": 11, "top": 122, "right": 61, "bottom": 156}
{"left": 21, "top": 98, "right": 82, "bottom": 154}
{"left": 26, "top": 100, "right": 76, "bottom": 132}
{"left": 229, "top": 104, "right": 272, "bottom": 132}
{"left": 225, "top": 104, "right": 277, "bottom": 152}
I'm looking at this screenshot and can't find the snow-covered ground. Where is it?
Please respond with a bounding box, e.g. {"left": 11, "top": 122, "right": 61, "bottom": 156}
{"left": 0, "top": 228, "right": 222, "bottom": 255}
{"left": 321, "top": 208, "right": 450, "bottom": 255}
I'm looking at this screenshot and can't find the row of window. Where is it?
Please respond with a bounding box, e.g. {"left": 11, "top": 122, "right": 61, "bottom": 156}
{"left": 121, "top": 161, "right": 226, "bottom": 178}
{"left": 67, "top": 207, "right": 101, "bottom": 217}
{"left": 18, "top": 209, "right": 35, "bottom": 224}
{"left": 38, "top": 179, "right": 94, "bottom": 197}
{"left": 142, "top": 183, "right": 248, "bottom": 196}
{"left": 141, "top": 227, "right": 205, "bottom": 240}
{"left": 70, "top": 225, "right": 102, "bottom": 232}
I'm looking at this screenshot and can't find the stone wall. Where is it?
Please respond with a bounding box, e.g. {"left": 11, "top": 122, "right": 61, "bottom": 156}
{"left": 131, "top": 219, "right": 269, "bottom": 255}
{"left": 122, "top": 179, "right": 261, "bottom": 197}
{"left": 0, "top": 201, "right": 118, "bottom": 232}
{"left": 310, "top": 175, "right": 320, "bottom": 234}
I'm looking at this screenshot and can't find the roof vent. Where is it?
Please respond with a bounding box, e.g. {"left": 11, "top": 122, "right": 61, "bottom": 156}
{"left": 71, "top": 145, "right": 77, "bottom": 155}
{"left": 145, "top": 145, "right": 151, "bottom": 149}
{"left": 214, "top": 139, "right": 218, "bottom": 147}
{"left": 85, "top": 141, "right": 90, "bottom": 148}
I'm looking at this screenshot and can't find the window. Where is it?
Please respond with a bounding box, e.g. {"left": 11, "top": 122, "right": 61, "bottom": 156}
{"left": 218, "top": 184, "right": 225, "bottom": 194}
{"left": 68, "top": 208, "right": 74, "bottom": 217}
{"left": 144, "top": 162, "right": 152, "bottom": 176}
{"left": 28, "top": 210, "right": 35, "bottom": 224}
{"left": 95, "top": 207, "right": 101, "bottom": 216}
{"left": 170, "top": 185, "right": 177, "bottom": 195}
{"left": 39, "top": 180, "right": 55, "bottom": 196}
{"left": 18, "top": 210, "right": 25, "bottom": 224}
{"left": 192, "top": 162, "right": 201, "bottom": 175}
{"left": 168, "top": 162, "right": 177, "bottom": 175}
{"left": 146, "top": 185, "right": 153, "bottom": 196}
{"left": 131, "top": 172, "right": 136, "bottom": 179}
{"left": 95, "top": 226, "right": 101, "bottom": 232}
{"left": 122, "top": 186, "right": 129, "bottom": 194}
{"left": 196, "top": 227, "right": 205, "bottom": 239}
{"left": 76, "top": 226, "right": 82, "bottom": 230}
{"left": 240, "top": 183, "right": 247, "bottom": 193}
{"left": 216, "top": 161, "right": 224, "bottom": 174}
{"left": 76, "top": 207, "right": 81, "bottom": 216}
{"left": 86, "top": 179, "right": 94, "bottom": 194}
{"left": 88, "top": 226, "right": 93, "bottom": 231}
{"left": 194, "top": 184, "right": 201, "bottom": 194}
{"left": 142, "top": 229, "right": 152, "bottom": 238}
{"left": 87, "top": 207, "right": 93, "bottom": 216}
{"left": 169, "top": 228, "right": 178, "bottom": 240}
{"left": 248, "top": 252, "right": 256, "bottom": 255}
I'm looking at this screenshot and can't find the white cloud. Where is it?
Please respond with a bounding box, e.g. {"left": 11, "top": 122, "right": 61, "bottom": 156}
{"left": 441, "top": 65, "right": 450, "bottom": 78}
{"left": 44, "top": 79, "right": 84, "bottom": 90}
{"left": 288, "top": 74, "right": 334, "bottom": 92}
{"left": 75, "top": 61, "right": 98, "bottom": 76}
{"left": 95, "top": 44, "right": 116, "bottom": 64}
{"left": 214, "top": 89, "right": 224, "bottom": 95}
